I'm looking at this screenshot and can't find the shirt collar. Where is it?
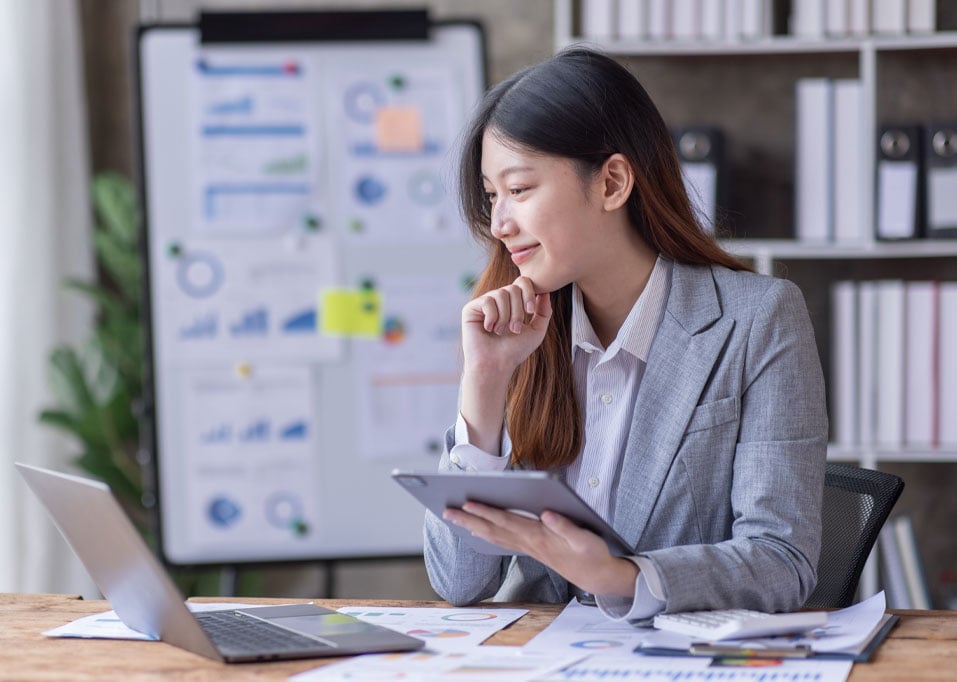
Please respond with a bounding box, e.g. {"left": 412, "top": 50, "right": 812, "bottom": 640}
{"left": 571, "top": 255, "right": 672, "bottom": 362}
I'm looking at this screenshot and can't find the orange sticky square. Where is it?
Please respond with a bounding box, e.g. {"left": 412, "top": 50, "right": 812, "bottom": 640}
{"left": 375, "top": 106, "right": 424, "bottom": 152}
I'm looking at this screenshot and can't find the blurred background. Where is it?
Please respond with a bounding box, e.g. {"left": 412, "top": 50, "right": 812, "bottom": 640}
{"left": 3, "top": 0, "right": 957, "bottom": 610}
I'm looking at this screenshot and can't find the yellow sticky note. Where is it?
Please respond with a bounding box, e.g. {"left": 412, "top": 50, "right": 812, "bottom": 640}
{"left": 374, "top": 106, "right": 423, "bottom": 152}
{"left": 320, "top": 289, "right": 383, "bottom": 337}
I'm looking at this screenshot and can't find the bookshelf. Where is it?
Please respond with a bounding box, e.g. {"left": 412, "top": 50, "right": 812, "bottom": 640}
{"left": 555, "top": 0, "right": 957, "bottom": 463}
{"left": 557, "top": 1, "right": 957, "bottom": 603}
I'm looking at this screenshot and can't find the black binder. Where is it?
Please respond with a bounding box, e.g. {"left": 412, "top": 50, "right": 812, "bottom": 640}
{"left": 672, "top": 126, "right": 726, "bottom": 234}
{"left": 924, "top": 122, "right": 957, "bottom": 239}
{"left": 875, "top": 125, "right": 923, "bottom": 240}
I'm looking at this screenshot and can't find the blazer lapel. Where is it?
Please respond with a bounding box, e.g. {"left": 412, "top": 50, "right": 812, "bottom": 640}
{"left": 613, "top": 262, "right": 734, "bottom": 548}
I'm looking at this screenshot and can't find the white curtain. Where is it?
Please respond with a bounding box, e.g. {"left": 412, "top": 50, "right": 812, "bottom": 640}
{"left": 0, "top": 0, "right": 98, "bottom": 596}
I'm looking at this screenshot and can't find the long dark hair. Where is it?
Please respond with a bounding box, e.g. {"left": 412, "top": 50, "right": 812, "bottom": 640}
{"left": 460, "top": 48, "right": 750, "bottom": 470}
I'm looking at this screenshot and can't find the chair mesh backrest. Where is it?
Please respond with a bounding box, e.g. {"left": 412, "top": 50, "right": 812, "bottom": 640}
{"left": 803, "top": 463, "right": 904, "bottom": 609}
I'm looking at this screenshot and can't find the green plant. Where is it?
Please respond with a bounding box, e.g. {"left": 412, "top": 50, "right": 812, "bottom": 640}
{"left": 39, "top": 172, "right": 146, "bottom": 527}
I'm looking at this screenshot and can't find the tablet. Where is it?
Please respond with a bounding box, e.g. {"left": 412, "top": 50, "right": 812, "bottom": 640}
{"left": 391, "top": 469, "right": 634, "bottom": 556}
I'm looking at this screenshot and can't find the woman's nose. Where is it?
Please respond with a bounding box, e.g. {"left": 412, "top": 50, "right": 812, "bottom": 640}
{"left": 490, "top": 201, "right": 515, "bottom": 239}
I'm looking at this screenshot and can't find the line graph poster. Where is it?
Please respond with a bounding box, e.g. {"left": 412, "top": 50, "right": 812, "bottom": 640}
{"left": 190, "top": 48, "right": 322, "bottom": 235}
{"left": 352, "top": 273, "right": 472, "bottom": 460}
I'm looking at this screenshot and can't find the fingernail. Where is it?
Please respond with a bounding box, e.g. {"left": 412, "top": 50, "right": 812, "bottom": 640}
{"left": 510, "top": 321, "right": 522, "bottom": 333}
{"left": 526, "top": 300, "right": 535, "bottom": 314}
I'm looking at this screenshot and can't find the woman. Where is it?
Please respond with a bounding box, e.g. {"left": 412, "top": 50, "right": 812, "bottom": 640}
{"left": 424, "top": 48, "right": 826, "bottom": 621}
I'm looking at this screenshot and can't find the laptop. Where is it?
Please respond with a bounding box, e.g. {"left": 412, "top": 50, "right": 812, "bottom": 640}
{"left": 16, "top": 462, "right": 425, "bottom": 663}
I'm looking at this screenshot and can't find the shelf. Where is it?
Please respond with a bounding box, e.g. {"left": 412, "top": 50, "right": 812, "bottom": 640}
{"left": 828, "top": 445, "right": 957, "bottom": 463}
{"left": 559, "top": 31, "right": 957, "bottom": 57}
{"left": 724, "top": 239, "right": 957, "bottom": 261}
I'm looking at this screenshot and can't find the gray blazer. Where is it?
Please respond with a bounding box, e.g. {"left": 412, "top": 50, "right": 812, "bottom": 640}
{"left": 424, "top": 261, "right": 827, "bottom": 613}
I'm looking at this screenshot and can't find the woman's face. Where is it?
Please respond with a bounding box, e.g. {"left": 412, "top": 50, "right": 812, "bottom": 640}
{"left": 480, "top": 131, "right": 605, "bottom": 294}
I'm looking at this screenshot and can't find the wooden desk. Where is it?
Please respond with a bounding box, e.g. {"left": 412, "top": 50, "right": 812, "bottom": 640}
{"left": 2, "top": 593, "right": 956, "bottom": 680}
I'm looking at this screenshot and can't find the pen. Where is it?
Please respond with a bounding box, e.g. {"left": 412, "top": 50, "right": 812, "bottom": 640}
{"left": 689, "top": 643, "right": 813, "bottom": 659}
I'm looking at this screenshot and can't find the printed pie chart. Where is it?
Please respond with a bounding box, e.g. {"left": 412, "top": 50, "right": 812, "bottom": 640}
{"left": 406, "top": 628, "right": 469, "bottom": 638}
{"left": 570, "top": 639, "right": 624, "bottom": 649}
{"left": 441, "top": 612, "right": 497, "bottom": 622}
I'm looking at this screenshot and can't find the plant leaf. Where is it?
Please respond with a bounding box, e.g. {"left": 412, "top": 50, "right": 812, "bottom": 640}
{"left": 75, "top": 450, "right": 142, "bottom": 503}
{"left": 93, "top": 230, "right": 141, "bottom": 302}
{"left": 92, "top": 172, "right": 139, "bottom": 248}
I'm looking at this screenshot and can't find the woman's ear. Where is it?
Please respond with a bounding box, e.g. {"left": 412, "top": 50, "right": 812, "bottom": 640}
{"left": 600, "top": 153, "right": 635, "bottom": 211}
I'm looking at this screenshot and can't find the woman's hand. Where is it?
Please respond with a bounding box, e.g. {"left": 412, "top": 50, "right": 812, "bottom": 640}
{"left": 461, "top": 276, "right": 552, "bottom": 377}
{"left": 456, "top": 277, "right": 552, "bottom": 454}
{"left": 443, "top": 503, "right": 638, "bottom": 598}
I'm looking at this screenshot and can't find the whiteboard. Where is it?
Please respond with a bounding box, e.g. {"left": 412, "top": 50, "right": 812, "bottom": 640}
{"left": 137, "top": 18, "right": 486, "bottom": 565}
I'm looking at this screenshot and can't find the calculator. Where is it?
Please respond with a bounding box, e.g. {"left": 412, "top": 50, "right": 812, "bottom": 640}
{"left": 653, "top": 608, "right": 828, "bottom": 641}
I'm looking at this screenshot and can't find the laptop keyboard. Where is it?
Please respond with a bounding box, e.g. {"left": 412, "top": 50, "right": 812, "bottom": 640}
{"left": 195, "top": 610, "right": 331, "bottom": 654}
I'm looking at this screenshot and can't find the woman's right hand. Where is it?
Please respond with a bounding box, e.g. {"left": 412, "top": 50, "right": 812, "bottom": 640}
{"left": 461, "top": 276, "right": 553, "bottom": 379}
{"left": 456, "top": 277, "right": 552, "bottom": 455}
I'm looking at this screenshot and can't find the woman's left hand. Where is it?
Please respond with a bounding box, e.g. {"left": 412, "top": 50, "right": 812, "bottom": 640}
{"left": 443, "top": 503, "right": 638, "bottom": 597}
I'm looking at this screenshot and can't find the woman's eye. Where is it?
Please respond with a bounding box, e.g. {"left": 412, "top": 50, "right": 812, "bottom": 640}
{"left": 509, "top": 187, "right": 527, "bottom": 196}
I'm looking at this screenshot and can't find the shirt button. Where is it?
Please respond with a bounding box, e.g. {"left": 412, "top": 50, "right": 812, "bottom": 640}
{"left": 588, "top": 476, "right": 600, "bottom": 487}
{"left": 450, "top": 453, "right": 460, "bottom": 464}
{"left": 601, "top": 393, "right": 613, "bottom": 404}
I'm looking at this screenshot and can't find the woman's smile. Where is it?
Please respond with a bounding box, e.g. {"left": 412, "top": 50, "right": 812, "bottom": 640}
{"left": 509, "top": 244, "right": 539, "bottom": 266}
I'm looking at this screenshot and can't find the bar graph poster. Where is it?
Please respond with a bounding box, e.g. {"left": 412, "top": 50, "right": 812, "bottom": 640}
{"left": 166, "top": 365, "right": 321, "bottom": 560}
{"left": 152, "top": 236, "right": 342, "bottom": 365}
{"left": 139, "top": 21, "right": 485, "bottom": 564}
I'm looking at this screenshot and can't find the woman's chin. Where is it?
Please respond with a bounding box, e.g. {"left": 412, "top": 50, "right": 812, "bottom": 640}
{"left": 521, "top": 274, "right": 566, "bottom": 296}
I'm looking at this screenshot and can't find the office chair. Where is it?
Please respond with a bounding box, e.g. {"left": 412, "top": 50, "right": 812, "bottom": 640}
{"left": 803, "top": 462, "right": 904, "bottom": 609}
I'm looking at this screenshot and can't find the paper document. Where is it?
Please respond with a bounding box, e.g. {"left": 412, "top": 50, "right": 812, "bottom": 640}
{"left": 336, "top": 605, "right": 527, "bottom": 653}
{"left": 535, "top": 655, "right": 852, "bottom": 681}
{"left": 639, "top": 591, "right": 887, "bottom": 654}
{"left": 43, "top": 602, "right": 272, "bottom": 640}
{"left": 290, "top": 646, "right": 583, "bottom": 682}
{"left": 527, "top": 592, "right": 887, "bottom": 661}
{"left": 521, "top": 597, "right": 656, "bottom": 655}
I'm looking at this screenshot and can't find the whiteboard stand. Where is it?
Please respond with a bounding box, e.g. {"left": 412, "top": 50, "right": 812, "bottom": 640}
{"left": 322, "top": 560, "right": 336, "bottom": 598}
{"left": 218, "top": 565, "right": 238, "bottom": 597}
{"left": 137, "top": 10, "right": 487, "bottom": 572}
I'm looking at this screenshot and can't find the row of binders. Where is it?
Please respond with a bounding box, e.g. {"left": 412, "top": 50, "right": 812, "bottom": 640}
{"left": 578, "top": 0, "right": 936, "bottom": 43}
{"left": 880, "top": 514, "right": 932, "bottom": 609}
{"left": 793, "top": 0, "right": 937, "bottom": 38}
{"left": 830, "top": 279, "right": 957, "bottom": 450}
{"left": 796, "top": 77, "right": 957, "bottom": 242}
{"left": 581, "top": 0, "right": 781, "bottom": 42}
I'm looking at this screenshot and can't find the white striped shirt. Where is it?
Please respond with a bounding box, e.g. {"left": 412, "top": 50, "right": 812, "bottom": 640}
{"left": 566, "top": 257, "right": 671, "bottom": 526}
{"left": 451, "top": 256, "right": 672, "bottom": 620}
